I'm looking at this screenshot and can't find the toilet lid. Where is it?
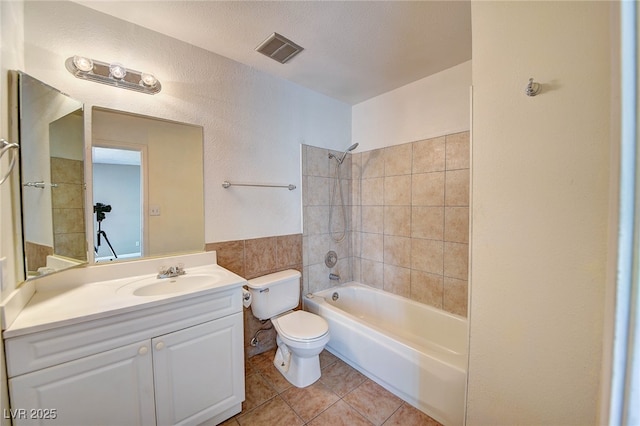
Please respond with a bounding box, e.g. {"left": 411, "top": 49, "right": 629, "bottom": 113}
{"left": 275, "top": 311, "right": 329, "bottom": 341}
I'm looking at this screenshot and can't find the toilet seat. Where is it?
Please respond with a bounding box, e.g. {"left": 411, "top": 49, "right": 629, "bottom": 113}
{"left": 272, "top": 310, "right": 329, "bottom": 342}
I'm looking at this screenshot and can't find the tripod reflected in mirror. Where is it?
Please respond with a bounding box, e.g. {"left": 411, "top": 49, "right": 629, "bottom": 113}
{"left": 94, "top": 202, "right": 117, "bottom": 259}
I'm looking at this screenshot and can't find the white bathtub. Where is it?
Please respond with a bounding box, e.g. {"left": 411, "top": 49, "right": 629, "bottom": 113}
{"left": 304, "top": 282, "right": 468, "bottom": 426}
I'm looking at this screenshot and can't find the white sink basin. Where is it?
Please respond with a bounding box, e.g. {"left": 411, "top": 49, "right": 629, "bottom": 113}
{"left": 118, "top": 273, "right": 225, "bottom": 297}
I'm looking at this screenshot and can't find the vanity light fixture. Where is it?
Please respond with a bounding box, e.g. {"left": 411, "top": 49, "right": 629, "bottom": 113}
{"left": 65, "top": 55, "right": 161, "bottom": 95}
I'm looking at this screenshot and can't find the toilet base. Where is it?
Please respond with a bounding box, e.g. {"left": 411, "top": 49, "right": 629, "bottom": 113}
{"left": 273, "top": 342, "right": 322, "bottom": 388}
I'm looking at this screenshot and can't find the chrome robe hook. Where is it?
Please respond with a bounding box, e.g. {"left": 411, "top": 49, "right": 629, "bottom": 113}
{"left": 526, "top": 78, "right": 541, "bottom": 97}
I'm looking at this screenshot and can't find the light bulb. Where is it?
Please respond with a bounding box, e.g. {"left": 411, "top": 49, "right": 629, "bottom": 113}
{"left": 140, "top": 73, "right": 157, "bottom": 87}
{"left": 109, "top": 63, "right": 127, "bottom": 79}
{"left": 73, "top": 56, "right": 93, "bottom": 72}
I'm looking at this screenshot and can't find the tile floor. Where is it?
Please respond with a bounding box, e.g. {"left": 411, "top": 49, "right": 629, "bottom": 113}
{"left": 220, "top": 349, "right": 443, "bottom": 426}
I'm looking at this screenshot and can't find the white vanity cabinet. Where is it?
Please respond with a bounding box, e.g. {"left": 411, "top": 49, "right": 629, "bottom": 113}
{"left": 152, "top": 314, "right": 243, "bottom": 425}
{"left": 10, "top": 340, "right": 157, "bottom": 425}
{"left": 5, "top": 286, "right": 244, "bottom": 426}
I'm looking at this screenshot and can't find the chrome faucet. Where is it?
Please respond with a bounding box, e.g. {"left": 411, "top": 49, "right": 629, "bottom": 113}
{"left": 329, "top": 273, "right": 340, "bottom": 281}
{"left": 157, "top": 264, "right": 186, "bottom": 279}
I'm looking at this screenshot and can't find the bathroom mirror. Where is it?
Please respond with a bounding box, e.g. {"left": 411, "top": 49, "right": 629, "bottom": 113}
{"left": 91, "top": 107, "right": 204, "bottom": 262}
{"left": 11, "top": 72, "right": 206, "bottom": 285}
{"left": 12, "top": 71, "right": 87, "bottom": 281}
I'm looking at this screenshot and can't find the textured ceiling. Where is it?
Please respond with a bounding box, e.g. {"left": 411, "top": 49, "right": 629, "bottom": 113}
{"left": 75, "top": 1, "right": 472, "bottom": 105}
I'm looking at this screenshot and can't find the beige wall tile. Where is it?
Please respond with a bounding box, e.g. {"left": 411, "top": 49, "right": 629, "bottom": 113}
{"left": 361, "top": 259, "right": 384, "bottom": 289}
{"left": 334, "top": 156, "right": 352, "bottom": 182}
{"left": 206, "top": 239, "right": 246, "bottom": 277}
{"left": 361, "top": 178, "right": 384, "bottom": 205}
{"left": 383, "top": 235, "right": 411, "bottom": 268}
{"left": 445, "top": 131, "right": 470, "bottom": 170}
{"left": 52, "top": 183, "right": 83, "bottom": 209}
{"left": 307, "top": 176, "right": 330, "bottom": 206}
{"left": 333, "top": 257, "right": 351, "bottom": 283}
{"left": 445, "top": 169, "right": 470, "bottom": 206}
{"left": 308, "top": 234, "right": 332, "bottom": 266}
{"left": 245, "top": 236, "right": 278, "bottom": 279}
{"left": 351, "top": 205, "right": 362, "bottom": 232}
{"left": 411, "top": 239, "right": 443, "bottom": 274}
{"left": 277, "top": 234, "right": 303, "bottom": 269}
{"left": 328, "top": 205, "right": 346, "bottom": 239}
{"left": 384, "top": 175, "right": 412, "bottom": 205}
{"left": 412, "top": 172, "right": 445, "bottom": 206}
{"left": 361, "top": 148, "right": 385, "bottom": 178}
{"left": 25, "top": 241, "right": 54, "bottom": 272}
{"left": 54, "top": 233, "right": 86, "bottom": 259}
{"left": 351, "top": 175, "right": 361, "bottom": 207}
{"left": 307, "top": 145, "right": 330, "bottom": 177}
{"left": 302, "top": 236, "right": 309, "bottom": 267}
{"left": 304, "top": 206, "right": 329, "bottom": 236}
{"left": 413, "top": 136, "right": 445, "bottom": 173}
{"left": 384, "top": 206, "right": 411, "bottom": 237}
{"left": 351, "top": 152, "right": 362, "bottom": 180}
{"left": 361, "top": 232, "right": 384, "bottom": 262}
{"left": 383, "top": 264, "right": 411, "bottom": 298}
{"left": 384, "top": 143, "right": 412, "bottom": 176}
{"left": 302, "top": 176, "right": 309, "bottom": 206}
{"left": 410, "top": 270, "right": 444, "bottom": 308}
{"left": 308, "top": 263, "right": 333, "bottom": 293}
{"left": 51, "top": 157, "right": 83, "bottom": 184}
{"left": 411, "top": 206, "right": 444, "bottom": 240}
{"left": 351, "top": 253, "right": 361, "bottom": 283}
{"left": 362, "top": 206, "right": 384, "bottom": 234}
{"left": 53, "top": 208, "right": 85, "bottom": 233}
{"left": 445, "top": 207, "right": 469, "bottom": 243}
{"left": 443, "top": 277, "right": 468, "bottom": 316}
{"left": 444, "top": 242, "right": 469, "bottom": 280}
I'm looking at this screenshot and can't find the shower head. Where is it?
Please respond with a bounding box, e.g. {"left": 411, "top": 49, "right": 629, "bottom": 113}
{"left": 329, "top": 142, "right": 359, "bottom": 164}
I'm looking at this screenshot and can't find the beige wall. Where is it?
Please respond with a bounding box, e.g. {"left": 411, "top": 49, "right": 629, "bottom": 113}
{"left": 467, "top": 2, "right": 616, "bottom": 424}
{"left": 353, "top": 61, "right": 471, "bottom": 151}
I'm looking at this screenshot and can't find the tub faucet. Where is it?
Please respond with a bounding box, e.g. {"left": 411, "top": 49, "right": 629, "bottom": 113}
{"left": 157, "top": 264, "right": 186, "bottom": 279}
{"left": 329, "top": 273, "right": 340, "bottom": 281}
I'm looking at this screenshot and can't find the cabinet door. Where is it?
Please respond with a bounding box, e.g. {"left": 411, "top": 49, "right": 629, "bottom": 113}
{"left": 152, "top": 313, "right": 244, "bottom": 426}
{"left": 9, "top": 340, "right": 156, "bottom": 426}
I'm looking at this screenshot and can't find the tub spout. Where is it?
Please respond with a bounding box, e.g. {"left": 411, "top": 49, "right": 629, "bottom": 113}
{"left": 329, "top": 273, "right": 340, "bottom": 281}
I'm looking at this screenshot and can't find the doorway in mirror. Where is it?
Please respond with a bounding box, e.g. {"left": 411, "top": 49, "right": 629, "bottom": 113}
{"left": 92, "top": 146, "right": 143, "bottom": 262}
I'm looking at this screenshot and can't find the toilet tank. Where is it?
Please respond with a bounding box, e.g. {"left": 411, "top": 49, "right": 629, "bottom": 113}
{"left": 246, "top": 269, "right": 301, "bottom": 320}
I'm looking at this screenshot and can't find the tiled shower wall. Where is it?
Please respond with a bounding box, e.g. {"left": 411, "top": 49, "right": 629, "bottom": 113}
{"left": 51, "top": 157, "right": 86, "bottom": 261}
{"left": 301, "top": 145, "right": 354, "bottom": 295}
{"left": 302, "top": 131, "right": 470, "bottom": 317}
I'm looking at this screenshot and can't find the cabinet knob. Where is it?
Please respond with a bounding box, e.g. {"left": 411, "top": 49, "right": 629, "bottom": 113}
{"left": 155, "top": 341, "right": 165, "bottom": 351}
{"left": 138, "top": 346, "right": 148, "bottom": 356}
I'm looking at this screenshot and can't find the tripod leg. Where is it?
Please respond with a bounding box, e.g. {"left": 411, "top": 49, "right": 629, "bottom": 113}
{"left": 99, "top": 230, "right": 118, "bottom": 259}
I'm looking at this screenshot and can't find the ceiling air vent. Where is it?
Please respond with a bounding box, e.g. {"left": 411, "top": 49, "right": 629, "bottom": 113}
{"left": 255, "top": 32, "right": 304, "bottom": 64}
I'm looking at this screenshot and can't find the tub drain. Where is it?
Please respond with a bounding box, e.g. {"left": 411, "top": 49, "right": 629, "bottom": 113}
{"left": 332, "top": 292, "right": 339, "bottom": 301}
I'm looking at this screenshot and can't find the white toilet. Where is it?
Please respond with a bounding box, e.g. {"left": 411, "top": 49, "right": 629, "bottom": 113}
{"left": 246, "top": 269, "right": 329, "bottom": 388}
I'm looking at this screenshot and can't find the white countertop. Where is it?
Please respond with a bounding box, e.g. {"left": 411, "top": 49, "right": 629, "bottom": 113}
{"left": 2, "top": 253, "right": 246, "bottom": 339}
